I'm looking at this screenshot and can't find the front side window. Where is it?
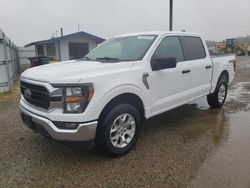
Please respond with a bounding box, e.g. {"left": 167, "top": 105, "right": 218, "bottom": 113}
{"left": 85, "top": 35, "right": 157, "bottom": 62}
{"left": 152, "top": 36, "right": 184, "bottom": 62}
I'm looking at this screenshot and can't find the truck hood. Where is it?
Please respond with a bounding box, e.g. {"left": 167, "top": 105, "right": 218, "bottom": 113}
{"left": 21, "top": 60, "right": 134, "bottom": 84}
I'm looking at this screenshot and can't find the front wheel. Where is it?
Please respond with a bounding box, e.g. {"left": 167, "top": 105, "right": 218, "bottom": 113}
{"left": 95, "top": 103, "right": 140, "bottom": 156}
{"left": 207, "top": 80, "right": 228, "bottom": 108}
{"left": 220, "top": 49, "right": 226, "bottom": 54}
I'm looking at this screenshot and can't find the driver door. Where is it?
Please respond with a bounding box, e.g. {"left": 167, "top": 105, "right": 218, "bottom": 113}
{"left": 150, "top": 36, "right": 191, "bottom": 116}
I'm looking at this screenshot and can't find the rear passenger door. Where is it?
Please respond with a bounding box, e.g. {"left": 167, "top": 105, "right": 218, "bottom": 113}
{"left": 180, "top": 36, "right": 212, "bottom": 99}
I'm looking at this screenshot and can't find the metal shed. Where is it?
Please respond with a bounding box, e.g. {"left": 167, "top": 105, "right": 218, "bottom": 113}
{"left": 0, "top": 29, "right": 20, "bottom": 92}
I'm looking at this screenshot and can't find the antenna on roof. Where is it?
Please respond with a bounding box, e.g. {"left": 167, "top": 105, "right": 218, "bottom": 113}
{"left": 60, "top": 28, "right": 63, "bottom": 36}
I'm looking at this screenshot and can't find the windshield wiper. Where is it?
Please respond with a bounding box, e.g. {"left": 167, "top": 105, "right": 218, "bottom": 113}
{"left": 96, "top": 57, "right": 120, "bottom": 61}
{"left": 82, "top": 56, "right": 91, "bottom": 60}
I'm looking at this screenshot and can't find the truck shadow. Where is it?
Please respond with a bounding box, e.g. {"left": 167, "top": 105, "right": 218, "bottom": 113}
{"left": 13, "top": 102, "right": 231, "bottom": 187}
{"left": 26, "top": 102, "right": 229, "bottom": 159}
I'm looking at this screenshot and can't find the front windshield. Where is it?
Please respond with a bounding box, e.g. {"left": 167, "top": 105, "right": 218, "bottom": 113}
{"left": 84, "top": 35, "right": 157, "bottom": 62}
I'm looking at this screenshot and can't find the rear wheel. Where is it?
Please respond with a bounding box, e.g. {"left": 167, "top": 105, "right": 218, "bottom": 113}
{"left": 95, "top": 103, "right": 140, "bottom": 156}
{"left": 207, "top": 76, "right": 228, "bottom": 108}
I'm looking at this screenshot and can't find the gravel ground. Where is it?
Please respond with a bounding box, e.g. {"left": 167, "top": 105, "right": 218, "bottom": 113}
{"left": 0, "top": 56, "right": 250, "bottom": 188}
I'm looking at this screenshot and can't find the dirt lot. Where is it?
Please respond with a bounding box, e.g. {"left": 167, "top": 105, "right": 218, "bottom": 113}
{"left": 0, "top": 56, "right": 250, "bottom": 188}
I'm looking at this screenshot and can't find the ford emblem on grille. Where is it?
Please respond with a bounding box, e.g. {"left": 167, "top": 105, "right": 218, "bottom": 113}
{"left": 24, "top": 89, "right": 32, "bottom": 100}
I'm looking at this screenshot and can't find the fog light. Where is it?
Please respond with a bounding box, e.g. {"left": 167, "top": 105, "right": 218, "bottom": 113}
{"left": 53, "top": 122, "right": 79, "bottom": 130}
{"left": 65, "top": 123, "right": 78, "bottom": 129}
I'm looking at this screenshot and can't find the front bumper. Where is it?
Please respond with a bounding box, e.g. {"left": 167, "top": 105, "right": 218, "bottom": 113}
{"left": 20, "top": 105, "right": 97, "bottom": 142}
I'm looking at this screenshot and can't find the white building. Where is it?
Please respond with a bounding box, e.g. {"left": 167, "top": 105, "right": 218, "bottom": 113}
{"left": 25, "top": 31, "right": 105, "bottom": 61}
{"left": 18, "top": 46, "right": 35, "bottom": 64}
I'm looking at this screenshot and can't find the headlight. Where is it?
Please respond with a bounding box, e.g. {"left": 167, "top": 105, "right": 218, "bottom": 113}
{"left": 66, "top": 87, "right": 82, "bottom": 96}
{"left": 63, "top": 84, "right": 94, "bottom": 113}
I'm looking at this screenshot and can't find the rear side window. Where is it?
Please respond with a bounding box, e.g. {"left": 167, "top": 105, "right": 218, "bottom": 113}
{"left": 152, "top": 36, "right": 184, "bottom": 62}
{"left": 182, "top": 36, "right": 206, "bottom": 60}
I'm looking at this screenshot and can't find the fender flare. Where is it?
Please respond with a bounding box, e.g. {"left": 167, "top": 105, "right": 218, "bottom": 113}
{"left": 211, "top": 65, "right": 230, "bottom": 93}
{"left": 95, "top": 84, "right": 149, "bottom": 118}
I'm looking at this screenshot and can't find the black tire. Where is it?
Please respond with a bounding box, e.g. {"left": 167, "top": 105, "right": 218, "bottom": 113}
{"left": 207, "top": 76, "right": 228, "bottom": 108}
{"left": 235, "top": 48, "right": 244, "bottom": 56}
{"left": 220, "top": 49, "right": 226, "bottom": 55}
{"left": 95, "top": 103, "right": 140, "bottom": 156}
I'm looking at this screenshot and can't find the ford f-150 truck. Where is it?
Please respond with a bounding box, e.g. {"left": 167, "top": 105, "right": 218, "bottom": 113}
{"left": 20, "top": 31, "right": 236, "bottom": 156}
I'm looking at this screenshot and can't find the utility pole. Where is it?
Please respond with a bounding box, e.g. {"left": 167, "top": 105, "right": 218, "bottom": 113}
{"left": 60, "top": 28, "right": 63, "bottom": 36}
{"left": 169, "top": 0, "right": 173, "bottom": 31}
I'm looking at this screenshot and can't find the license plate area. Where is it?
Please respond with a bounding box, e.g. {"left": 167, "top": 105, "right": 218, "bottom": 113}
{"left": 21, "top": 113, "right": 35, "bottom": 130}
{"left": 20, "top": 112, "right": 50, "bottom": 137}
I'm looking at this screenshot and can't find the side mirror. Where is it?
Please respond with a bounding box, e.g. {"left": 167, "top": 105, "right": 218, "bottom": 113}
{"left": 151, "top": 57, "right": 177, "bottom": 71}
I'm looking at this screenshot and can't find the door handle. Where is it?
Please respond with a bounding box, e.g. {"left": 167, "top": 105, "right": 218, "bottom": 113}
{"left": 205, "top": 65, "right": 212, "bottom": 69}
{"left": 182, "top": 69, "right": 191, "bottom": 74}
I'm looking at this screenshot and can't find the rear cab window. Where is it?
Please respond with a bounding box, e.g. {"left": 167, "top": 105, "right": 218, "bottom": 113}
{"left": 181, "top": 36, "right": 206, "bottom": 60}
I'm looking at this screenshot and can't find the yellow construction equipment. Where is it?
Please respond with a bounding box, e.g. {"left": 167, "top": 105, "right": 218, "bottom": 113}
{"left": 215, "top": 38, "right": 248, "bottom": 56}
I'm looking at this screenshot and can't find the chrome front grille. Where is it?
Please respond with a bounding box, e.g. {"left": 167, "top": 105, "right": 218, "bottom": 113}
{"left": 20, "top": 81, "right": 50, "bottom": 109}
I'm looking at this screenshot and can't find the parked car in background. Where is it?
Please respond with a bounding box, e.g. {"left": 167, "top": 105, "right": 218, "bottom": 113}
{"left": 20, "top": 31, "right": 236, "bottom": 156}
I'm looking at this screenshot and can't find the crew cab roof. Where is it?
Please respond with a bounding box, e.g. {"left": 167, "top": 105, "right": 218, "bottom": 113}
{"left": 114, "top": 31, "right": 201, "bottom": 38}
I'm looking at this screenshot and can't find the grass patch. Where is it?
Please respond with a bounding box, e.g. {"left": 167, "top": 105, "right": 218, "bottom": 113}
{"left": 0, "top": 80, "right": 21, "bottom": 109}
{"left": 0, "top": 64, "right": 28, "bottom": 109}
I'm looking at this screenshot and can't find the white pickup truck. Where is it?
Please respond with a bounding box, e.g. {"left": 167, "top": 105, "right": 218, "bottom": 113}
{"left": 20, "top": 31, "right": 236, "bottom": 156}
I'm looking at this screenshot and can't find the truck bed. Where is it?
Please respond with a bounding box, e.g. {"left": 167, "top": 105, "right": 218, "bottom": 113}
{"left": 210, "top": 54, "right": 236, "bottom": 92}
